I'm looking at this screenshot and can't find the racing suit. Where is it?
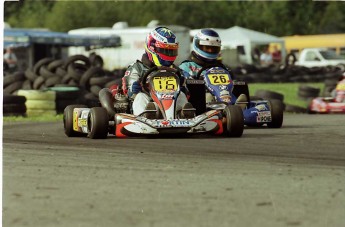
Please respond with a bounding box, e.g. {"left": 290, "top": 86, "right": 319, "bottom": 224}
{"left": 179, "top": 52, "right": 237, "bottom": 104}
{"left": 334, "top": 78, "right": 345, "bottom": 103}
{"left": 122, "top": 53, "right": 188, "bottom": 116}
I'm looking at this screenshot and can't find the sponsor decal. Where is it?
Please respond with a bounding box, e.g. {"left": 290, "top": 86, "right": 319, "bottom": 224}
{"left": 189, "top": 65, "right": 198, "bottom": 72}
{"left": 256, "top": 111, "right": 271, "bottom": 122}
{"left": 209, "top": 69, "right": 226, "bottom": 73}
{"left": 255, "top": 104, "right": 268, "bottom": 111}
{"left": 154, "top": 119, "right": 193, "bottom": 127}
{"left": 160, "top": 94, "right": 174, "bottom": 99}
{"left": 219, "top": 85, "right": 227, "bottom": 90}
{"left": 220, "top": 95, "right": 231, "bottom": 103}
{"left": 78, "top": 119, "right": 87, "bottom": 127}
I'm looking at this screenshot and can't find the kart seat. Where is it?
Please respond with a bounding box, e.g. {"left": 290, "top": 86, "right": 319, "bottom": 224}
{"left": 235, "top": 94, "right": 248, "bottom": 110}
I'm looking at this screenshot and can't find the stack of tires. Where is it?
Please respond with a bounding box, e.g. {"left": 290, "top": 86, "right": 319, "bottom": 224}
{"left": 3, "top": 71, "right": 27, "bottom": 95}
{"left": 297, "top": 85, "right": 320, "bottom": 100}
{"left": 17, "top": 90, "right": 56, "bottom": 116}
{"left": 3, "top": 54, "right": 125, "bottom": 117}
{"left": 253, "top": 89, "right": 307, "bottom": 113}
{"left": 3, "top": 94, "right": 27, "bottom": 117}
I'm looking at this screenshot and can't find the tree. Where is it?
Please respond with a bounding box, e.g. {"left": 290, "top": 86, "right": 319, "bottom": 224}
{"left": 4, "top": 1, "right": 345, "bottom": 36}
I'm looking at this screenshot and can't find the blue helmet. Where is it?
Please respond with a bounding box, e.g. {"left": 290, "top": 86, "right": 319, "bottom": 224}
{"left": 145, "top": 26, "right": 179, "bottom": 67}
{"left": 192, "top": 29, "right": 221, "bottom": 62}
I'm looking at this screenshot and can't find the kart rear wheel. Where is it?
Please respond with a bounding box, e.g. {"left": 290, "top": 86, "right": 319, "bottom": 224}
{"left": 223, "top": 105, "right": 244, "bottom": 137}
{"left": 267, "top": 99, "right": 284, "bottom": 128}
{"left": 88, "top": 107, "right": 109, "bottom": 139}
{"left": 63, "top": 105, "right": 88, "bottom": 137}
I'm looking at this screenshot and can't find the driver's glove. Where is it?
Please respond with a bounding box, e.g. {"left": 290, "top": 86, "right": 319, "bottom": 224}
{"left": 128, "top": 81, "right": 142, "bottom": 98}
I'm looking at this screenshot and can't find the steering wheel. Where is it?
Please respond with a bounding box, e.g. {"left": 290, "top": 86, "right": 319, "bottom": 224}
{"left": 195, "top": 63, "right": 228, "bottom": 80}
{"left": 140, "top": 66, "right": 182, "bottom": 93}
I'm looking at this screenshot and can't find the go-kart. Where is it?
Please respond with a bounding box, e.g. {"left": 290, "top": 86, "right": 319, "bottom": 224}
{"left": 307, "top": 80, "right": 345, "bottom": 114}
{"left": 63, "top": 66, "right": 244, "bottom": 139}
{"left": 185, "top": 64, "right": 284, "bottom": 128}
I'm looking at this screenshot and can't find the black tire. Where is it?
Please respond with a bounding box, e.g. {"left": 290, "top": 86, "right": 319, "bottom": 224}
{"left": 33, "top": 76, "right": 46, "bottom": 90}
{"left": 47, "top": 59, "right": 65, "bottom": 72}
{"left": 99, "top": 88, "right": 116, "bottom": 119}
{"left": 56, "top": 67, "right": 67, "bottom": 77}
{"left": 39, "top": 65, "right": 57, "bottom": 79}
{"left": 63, "top": 104, "right": 88, "bottom": 137}
{"left": 90, "top": 85, "right": 102, "bottom": 97}
{"left": 67, "top": 63, "right": 89, "bottom": 81}
{"left": 267, "top": 99, "right": 284, "bottom": 128}
{"left": 222, "top": 105, "right": 244, "bottom": 137}
{"left": 89, "top": 76, "right": 114, "bottom": 86}
{"left": 45, "top": 76, "right": 62, "bottom": 87}
{"left": 79, "top": 67, "right": 105, "bottom": 88}
{"left": 84, "top": 92, "right": 101, "bottom": 108}
{"left": 25, "top": 67, "right": 38, "bottom": 82}
{"left": 64, "top": 55, "right": 91, "bottom": 69}
{"left": 3, "top": 94, "right": 26, "bottom": 104}
{"left": 33, "top": 58, "right": 54, "bottom": 75}
{"left": 4, "top": 71, "right": 25, "bottom": 87}
{"left": 4, "top": 81, "right": 24, "bottom": 94}
{"left": 255, "top": 90, "right": 284, "bottom": 102}
{"left": 249, "top": 96, "right": 264, "bottom": 101}
{"left": 22, "top": 80, "right": 33, "bottom": 90}
{"left": 3, "top": 103, "right": 27, "bottom": 116}
{"left": 298, "top": 85, "right": 320, "bottom": 98}
{"left": 89, "top": 54, "right": 104, "bottom": 68}
{"left": 88, "top": 107, "right": 109, "bottom": 139}
{"left": 336, "top": 64, "right": 345, "bottom": 72}
{"left": 285, "top": 53, "right": 297, "bottom": 66}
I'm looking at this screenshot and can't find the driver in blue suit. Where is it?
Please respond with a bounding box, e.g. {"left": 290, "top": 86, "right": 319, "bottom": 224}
{"left": 179, "top": 28, "right": 247, "bottom": 108}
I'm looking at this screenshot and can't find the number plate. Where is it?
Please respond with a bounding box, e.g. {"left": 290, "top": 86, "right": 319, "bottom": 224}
{"left": 153, "top": 76, "right": 178, "bottom": 92}
{"left": 207, "top": 74, "right": 230, "bottom": 85}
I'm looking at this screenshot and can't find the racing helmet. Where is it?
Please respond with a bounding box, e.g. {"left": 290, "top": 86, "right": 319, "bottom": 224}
{"left": 192, "top": 28, "right": 221, "bottom": 62}
{"left": 145, "top": 27, "right": 179, "bottom": 67}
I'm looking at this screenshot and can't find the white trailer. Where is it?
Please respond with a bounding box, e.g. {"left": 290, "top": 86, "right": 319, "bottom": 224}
{"left": 68, "top": 22, "right": 191, "bottom": 70}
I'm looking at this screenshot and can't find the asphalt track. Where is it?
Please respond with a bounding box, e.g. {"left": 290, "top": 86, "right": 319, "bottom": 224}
{"left": 2, "top": 114, "right": 345, "bottom": 227}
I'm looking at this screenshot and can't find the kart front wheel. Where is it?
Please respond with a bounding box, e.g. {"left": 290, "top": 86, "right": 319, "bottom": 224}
{"left": 223, "top": 105, "right": 244, "bottom": 137}
{"left": 63, "top": 105, "right": 88, "bottom": 137}
{"left": 88, "top": 107, "right": 109, "bottom": 139}
{"left": 267, "top": 99, "right": 284, "bottom": 128}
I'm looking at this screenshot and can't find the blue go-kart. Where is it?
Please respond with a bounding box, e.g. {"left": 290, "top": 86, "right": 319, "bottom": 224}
{"left": 186, "top": 64, "right": 284, "bottom": 128}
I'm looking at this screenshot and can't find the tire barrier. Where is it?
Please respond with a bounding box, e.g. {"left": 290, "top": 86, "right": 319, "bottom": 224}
{"left": 3, "top": 94, "right": 27, "bottom": 116}
{"left": 7, "top": 55, "right": 343, "bottom": 118}
{"left": 3, "top": 55, "right": 124, "bottom": 116}
{"left": 17, "top": 90, "right": 57, "bottom": 116}
{"left": 232, "top": 64, "right": 344, "bottom": 83}
{"left": 254, "top": 90, "right": 284, "bottom": 102}
{"left": 46, "top": 86, "right": 84, "bottom": 114}
{"left": 297, "top": 85, "right": 320, "bottom": 100}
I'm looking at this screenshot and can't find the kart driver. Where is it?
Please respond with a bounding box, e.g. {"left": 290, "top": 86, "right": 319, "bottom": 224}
{"left": 179, "top": 28, "right": 247, "bottom": 108}
{"left": 332, "top": 73, "right": 345, "bottom": 103}
{"left": 101, "top": 26, "right": 194, "bottom": 119}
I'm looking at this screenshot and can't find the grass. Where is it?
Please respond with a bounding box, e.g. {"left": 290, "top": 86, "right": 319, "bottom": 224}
{"left": 2, "top": 82, "right": 324, "bottom": 122}
{"left": 248, "top": 82, "right": 324, "bottom": 108}
{"left": 3, "top": 114, "right": 63, "bottom": 122}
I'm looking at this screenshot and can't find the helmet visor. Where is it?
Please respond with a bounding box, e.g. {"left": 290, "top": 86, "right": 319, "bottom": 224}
{"left": 155, "top": 47, "right": 178, "bottom": 57}
{"left": 197, "top": 43, "right": 220, "bottom": 54}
